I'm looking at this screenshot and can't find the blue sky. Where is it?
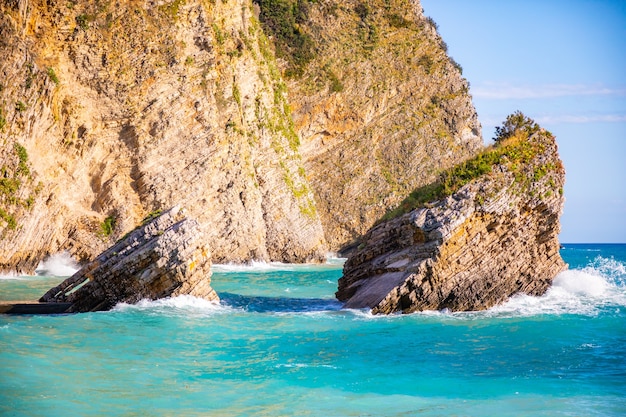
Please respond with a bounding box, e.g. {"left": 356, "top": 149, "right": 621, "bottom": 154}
{"left": 421, "top": 0, "right": 626, "bottom": 243}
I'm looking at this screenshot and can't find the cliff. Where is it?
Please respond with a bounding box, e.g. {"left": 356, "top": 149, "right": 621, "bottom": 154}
{"left": 0, "top": 0, "right": 480, "bottom": 272}
{"left": 40, "top": 206, "right": 217, "bottom": 312}
{"left": 0, "top": 0, "right": 326, "bottom": 272}
{"left": 265, "top": 0, "right": 483, "bottom": 250}
{"left": 337, "top": 130, "right": 567, "bottom": 313}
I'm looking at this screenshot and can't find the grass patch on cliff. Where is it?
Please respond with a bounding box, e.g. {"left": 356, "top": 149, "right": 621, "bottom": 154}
{"left": 253, "top": 0, "right": 316, "bottom": 77}
{"left": 0, "top": 109, "right": 6, "bottom": 131}
{"left": 99, "top": 215, "right": 117, "bottom": 238}
{"left": 380, "top": 131, "right": 545, "bottom": 222}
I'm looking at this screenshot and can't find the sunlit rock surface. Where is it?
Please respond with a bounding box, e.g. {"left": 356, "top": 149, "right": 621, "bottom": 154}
{"left": 40, "top": 207, "right": 216, "bottom": 312}
{"left": 337, "top": 131, "right": 567, "bottom": 313}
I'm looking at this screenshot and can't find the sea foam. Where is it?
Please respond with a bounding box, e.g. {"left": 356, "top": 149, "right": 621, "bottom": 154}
{"left": 35, "top": 251, "right": 79, "bottom": 277}
{"left": 213, "top": 257, "right": 346, "bottom": 273}
{"left": 113, "top": 295, "right": 234, "bottom": 316}
{"left": 489, "top": 259, "right": 626, "bottom": 317}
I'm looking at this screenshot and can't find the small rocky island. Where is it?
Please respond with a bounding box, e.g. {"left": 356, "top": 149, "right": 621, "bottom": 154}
{"left": 39, "top": 207, "right": 217, "bottom": 313}
{"left": 337, "top": 126, "right": 567, "bottom": 314}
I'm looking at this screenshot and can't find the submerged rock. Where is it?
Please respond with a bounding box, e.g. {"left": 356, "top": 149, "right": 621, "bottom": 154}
{"left": 337, "top": 131, "right": 567, "bottom": 313}
{"left": 40, "top": 207, "right": 217, "bottom": 313}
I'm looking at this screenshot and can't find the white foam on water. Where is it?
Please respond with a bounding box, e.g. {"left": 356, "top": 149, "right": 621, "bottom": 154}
{"left": 213, "top": 255, "right": 345, "bottom": 273}
{"left": 324, "top": 254, "right": 347, "bottom": 266}
{"left": 275, "top": 363, "right": 337, "bottom": 369}
{"left": 0, "top": 271, "right": 21, "bottom": 279}
{"left": 488, "top": 263, "right": 626, "bottom": 317}
{"left": 35, "top": 252, "right": 79, "bottom": 277}
{"left": 113, "top": 295, "right": 237, "bottom": 316}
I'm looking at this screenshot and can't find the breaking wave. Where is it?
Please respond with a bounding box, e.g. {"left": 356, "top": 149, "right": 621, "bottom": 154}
{"left": 112, "top": 295, "right": 238, "bottom": 317}
{"left": 35, "top": 252, "right": 79, "bottom": 277}
{"left": 488, "top": 256, "right": 626, "bottom": 317}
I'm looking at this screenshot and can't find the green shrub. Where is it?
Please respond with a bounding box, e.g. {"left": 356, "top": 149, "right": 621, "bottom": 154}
{"left": 324, "top": 65, "right": 343, "bottom": 92}
{"left": 424, "top": 16, "right": 438, "bottom": 30}
{"left": 254, "top": 0, "right": 316, "bottom": 77}
{"left": 14, "top": 143, "right": 29, "bottom": 176}
{"left": 142, "top": 209, "right": 162, "bottom": 225}
{"left": 0, "top": 109, "right": 6, "bottom": 130}
{"left": 15, "top": 101, "right": 26, "bottom": 112}
{"left": 386, "top": 13, "right": 410, "bottom": 28}
{"left": 76, "top": 14, "right": 89, "bottom": 30}
{"left": 212, "top": 24, "right": 225, "bottom": 45}
{"left": 418, "top": 55, "right": 434, "bottom": 75}
{"left": 494, "top": 110, "right": 540, "bottom": 143}
{"left": 355, "top": 2, "right": 370, "bottom": 20}
{"left": 0, "top": 207, "right": 17, "bottom": 230}
{"left": 100, "top": 215, "right": 116, "bottom": 237}
{"left": 47, "top": 67, "right": 60, "bottom": 84}
{"left": 449, "top": 57, "right": 463, "bottom": 74}
{"left": 232, "top": 84, "right": 241, "bottom": 106}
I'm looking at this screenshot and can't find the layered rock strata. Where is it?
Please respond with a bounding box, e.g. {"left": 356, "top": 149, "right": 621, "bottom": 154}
{"left": 40, "top": 207, "right": 216, "bottom": 313}
{"left": 337, "top": 131, "right": 567, "bottom": 313}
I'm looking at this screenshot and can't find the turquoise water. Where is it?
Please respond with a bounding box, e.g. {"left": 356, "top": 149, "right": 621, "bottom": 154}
{"left": 1, "top": 245, "right": 625, "bottom": 416}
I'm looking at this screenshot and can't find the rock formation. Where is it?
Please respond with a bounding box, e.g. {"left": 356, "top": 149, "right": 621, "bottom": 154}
{"left": 0, "top": 0, "right": 481, "bottom": 273}
{"left": 39, "top": 206, "right": 216, "bottom": 313}
{"left": 337, "top": 131, "right": 567, "bottom": 313}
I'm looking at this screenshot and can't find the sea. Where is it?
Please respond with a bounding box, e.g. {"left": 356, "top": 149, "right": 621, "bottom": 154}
{"left": 1, "top": 243, "right": 625, "bottom": 417}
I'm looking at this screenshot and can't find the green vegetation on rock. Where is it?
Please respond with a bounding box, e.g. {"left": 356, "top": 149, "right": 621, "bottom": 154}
{"left": 14, "top": 142, "right": 29, "bottom": 177}
{"left": 254, "top": 0, "right": 316, "bottom": 77}
{"left": 0, "top": 109, "right": 6, "bottom": 130}
{"left": 381, "top": 113, "right": 552, "bottom": 221}
{"left": 47, "top": 67, "right": 60, "bottom": 84}
{"left": 99, "top": 215, "right": 117, "bottom": 237}
{"left": 494, "top": 110, "right": 540, "bottom": 143}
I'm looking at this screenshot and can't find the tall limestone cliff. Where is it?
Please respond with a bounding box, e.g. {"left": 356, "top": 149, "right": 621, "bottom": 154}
{"left": 337, "top": 130, "right": 567, "bottom": 313}
{"left": 255, "top": 0, "right": 483, "bottom": 250}
{"left": 0, "top": 0, "right": 326, "bottom": 272}
{"left": 0, "top": 0, "right": 481, "bottom": 272}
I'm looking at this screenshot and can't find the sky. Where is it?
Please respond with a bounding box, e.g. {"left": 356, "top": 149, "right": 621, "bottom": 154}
{"left": 420, "top": 0, "right": 626, "bottom": 243}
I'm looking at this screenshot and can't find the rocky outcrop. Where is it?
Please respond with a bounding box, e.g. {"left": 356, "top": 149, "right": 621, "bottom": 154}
{"left": 337, "top": 131, "right": 567, "bottom": 313}
{"left": 39, "top": 206, "right": 216, "bottom": 313}
{"left": 282, "top": 0, "right": 483, "bottom": 250}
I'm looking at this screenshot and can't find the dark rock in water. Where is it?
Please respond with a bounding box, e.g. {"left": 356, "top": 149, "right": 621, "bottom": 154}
{"left": 337, "top": 131, "right": 567, "bottom": 314}
{"left": 40, "top": 207, "right": 217, "bottom": 312}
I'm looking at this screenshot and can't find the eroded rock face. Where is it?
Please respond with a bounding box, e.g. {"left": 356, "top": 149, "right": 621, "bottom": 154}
{"left": 0, "top": 0, "right": 326, "bottom": 273}
{"left": 39, "top": 207, "right": 216, "bottom": 313}
{"left": 337, "top": 131, "right": 567, "bottom": 313}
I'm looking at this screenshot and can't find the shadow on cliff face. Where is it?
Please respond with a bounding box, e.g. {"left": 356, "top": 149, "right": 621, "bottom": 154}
{"left": 219, "top": 292, "right": 341, "bottom": 313}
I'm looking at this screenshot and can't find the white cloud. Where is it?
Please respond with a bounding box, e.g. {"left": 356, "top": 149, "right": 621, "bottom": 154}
{"left": 473, "top": 83, "right": 626, "bottom": 99}
{"left": 535, "top": 114, "right": 626, "bottom": 124}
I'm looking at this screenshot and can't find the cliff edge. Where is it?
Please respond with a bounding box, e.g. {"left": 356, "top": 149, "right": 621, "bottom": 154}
{"left": 337, "top": 128, "right": 567, "bottom": 313}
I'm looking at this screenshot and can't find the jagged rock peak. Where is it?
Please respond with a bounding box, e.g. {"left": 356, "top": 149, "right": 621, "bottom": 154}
{"left": 337, "top": 130, "right": 567, "bottom": 313}
{"left": 39, "top": 206, "right": 217, "bottom": 313}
